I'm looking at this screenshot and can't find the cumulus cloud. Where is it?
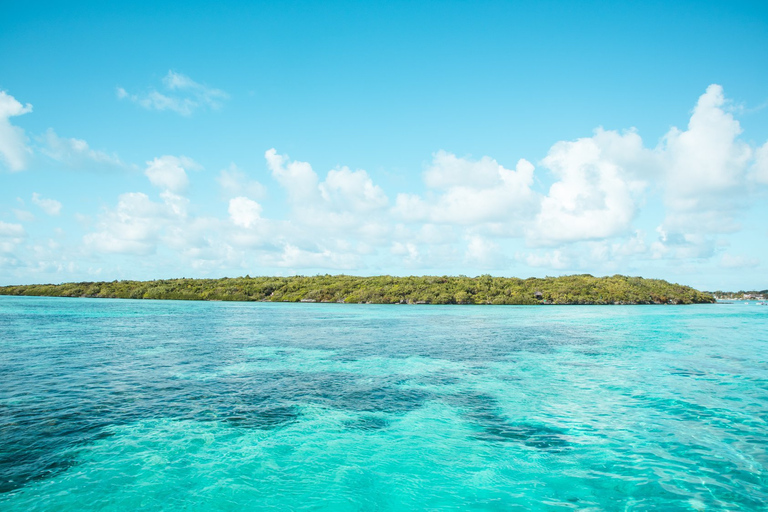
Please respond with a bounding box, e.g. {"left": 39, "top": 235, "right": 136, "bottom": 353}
{"left": 661, "top": 84, "right": 751, "bottom": 207}
{"left": 31, "top": 193, "right": 62, "bottom": 216}
{"left": 82, "top": 182, "right": 265, "bottom": 271}
{"left": 80, "top": 151, "right": 365, "bottom": 271}
{"left": 0, "top": 91, "right": 33, "bottom": 172}
{"left": 265, "top": 148, "right": 390, "bottom": 214}
{"left": 84, "top": 193, "right": 168, "bottom": 255}
{"left": 264, "top": 148, "right": 392, "bottom": 242}
{"left": 320, "top": 166, "right": 388, "bottom": 212}
{"left": 36, "top": 84, "right": 768, "bottom": 281}
{"left": 228, "top": 196, "right": 263, "bottom": 228}
{"left": 117, "top": 71, "right": 228, "bottom": 116}
{"left": 652, "top": 85, "right": 757, "bottom": 258}
{"left": 393, "top": 151, "right": 538, "bottom": 227}
{"left": 265, "top": 148, "right": 320, "bottom": 204}
{"left": 144, "top": 155, "right": 199, "bottom": 193}
{"left": 531, "top": 128, "right": 647, "bottom": 245}
{"left": 82, "top": 191, "right": 198, "bottom": 256}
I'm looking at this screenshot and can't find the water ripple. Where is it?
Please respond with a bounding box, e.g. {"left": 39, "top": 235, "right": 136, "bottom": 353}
{"left": 1, "top": 297, "right": 767, "bottom": 510}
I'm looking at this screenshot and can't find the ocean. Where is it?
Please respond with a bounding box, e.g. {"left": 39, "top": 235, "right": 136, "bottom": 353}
{"left": 1, "top": 296, "right": 766, "bottom": 510}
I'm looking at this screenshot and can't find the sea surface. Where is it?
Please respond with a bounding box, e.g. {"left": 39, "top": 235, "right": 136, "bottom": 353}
{"left": 1, "top": 296, "right": 766, "bottom": 511}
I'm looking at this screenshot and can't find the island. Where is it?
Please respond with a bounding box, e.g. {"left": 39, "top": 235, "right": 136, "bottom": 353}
{"left": 0, "top": 274, "right": 715, "bottom": 305}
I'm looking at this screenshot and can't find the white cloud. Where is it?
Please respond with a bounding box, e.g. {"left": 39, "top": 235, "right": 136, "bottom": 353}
{"left": 31, "top": 193, "right": 62, "bottom": 216}
{"left": 0, "top": 221, "right": 25, "bottom": 238}
{"left": 117, "top": 71, "right": 228, "bottom": 116}
{"left": 263, "top": 149, "right": 395, "bottom": 246}
{"left": 265, "top": 148, "right": 390, "bottom": 214}
{"left": 320, "top": 166, "right": 388, "bottom": 212}
{"left": 611, "top": 230, "right": 648, "bottom": 258}
{"left": 0, "top": 221, "right": 26, "bottom": 254}
{"left": 265, "top": 148, "right": 320, "bottom": 204}
{"left": 83, "top": 190, "right": 224, "bottom": 265}
{"left": 82, "top": 188, "right": 249, "bottom": 270}
{"left": 144, "top": 155, "right": 199, "bottom": 192}
{"left": 661, "top": 84, "right": 751, "bottom": 207}
{"left": 0, "top": 91, "right": 33, "bottom": 172}
{"left": 464, "top": 235, "right": 505, "bottom": 268}
{"left": 424, "top": 150, "right": 510, "bottom": 189}
{"left": 393, "top": 151, "right": 538, "bottom": 227}
{"left": 16, "top": 84, "right": 767, "bottom": 283}
{"left": 752, "top": 140, "right": 768, "bottom": 185}
{"left": 160, "top": 191, "right": 190, "bottom": 218}
{"left": 84, "top": 192, "right": 172, "bottom": 255}
{"left": 652, "top": 85, "right": 757, "bottom": 257}
{"left": 39, "top": 128, "right": 124, "bottom": 169}
{"left": 531, "top": 128, "right": 646, "bottom": 245}
{"left": 228, "top": 196, "right": 263, "bottom": 228}
{"left": 390, "top": 242, "right": 421, "bottom": 266}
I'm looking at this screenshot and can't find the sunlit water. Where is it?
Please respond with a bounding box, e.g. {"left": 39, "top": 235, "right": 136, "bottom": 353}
{"left": 1, "top": 296, "right": 766, "bottom": 510}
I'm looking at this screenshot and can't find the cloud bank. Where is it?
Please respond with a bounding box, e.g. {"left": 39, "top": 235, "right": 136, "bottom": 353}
{"left": 2, "top": 84, "right": 767, "bottom": 287}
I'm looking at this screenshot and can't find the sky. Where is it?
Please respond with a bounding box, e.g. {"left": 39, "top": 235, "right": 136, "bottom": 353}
{"left": 1, "top": 0, "right": 767, "bottom": 290}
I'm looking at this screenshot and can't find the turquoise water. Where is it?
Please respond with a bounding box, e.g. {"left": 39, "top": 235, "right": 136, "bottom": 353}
{"left": 1, "top": 297, "right": 766, "bottom": 510}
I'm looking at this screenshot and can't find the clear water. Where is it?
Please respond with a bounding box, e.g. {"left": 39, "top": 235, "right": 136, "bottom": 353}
{"left": 1, "top": 296, "right": 766, "bottom": 511}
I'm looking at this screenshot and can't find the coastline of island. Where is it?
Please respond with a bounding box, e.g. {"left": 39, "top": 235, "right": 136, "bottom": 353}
{"left": 0, "top": 274, "right": 715, "bottom": 305}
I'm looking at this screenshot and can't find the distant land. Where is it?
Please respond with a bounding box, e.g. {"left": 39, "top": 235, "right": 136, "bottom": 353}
{"left": 709, "top": 290, "right": 767, "bottom": 301}
{"left": 0, "top": 274, "right": 715, "bottom": 305}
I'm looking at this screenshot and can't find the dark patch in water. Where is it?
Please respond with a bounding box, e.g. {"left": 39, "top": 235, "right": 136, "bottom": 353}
{"left": 419, "top": 372, "right": 461, "bottom": 387}
{"left": 223, "top": 404, "right": 300, "bottom": 429}
{"left": 0, "top": 405, "right": 115, "bottom": 494}
{"left": 344, "top": 416, "right": 390, "bottom": 431}
{"left": 446, "top": 391, "right": 569, "bottom": 451}
{"left": 257, "top": 371, "right": 431, "bottom": 414}
{"left": 477, "top": 422, "right": 569, "bottom": 449}
{"left": 0, "top": 365, "right": 432, "bottom": 495}
{"left": 444, "top": 390, "right": 499, "bottom": 412}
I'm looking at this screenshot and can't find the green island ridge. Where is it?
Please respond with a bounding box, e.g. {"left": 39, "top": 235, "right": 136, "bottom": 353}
{"left": 0, "top": 274, "right": 715, "bottom": 305}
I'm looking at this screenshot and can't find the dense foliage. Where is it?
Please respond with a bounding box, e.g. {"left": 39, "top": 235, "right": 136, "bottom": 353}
{"left": 0, "top": 274, "right": 715, "bottom": 305}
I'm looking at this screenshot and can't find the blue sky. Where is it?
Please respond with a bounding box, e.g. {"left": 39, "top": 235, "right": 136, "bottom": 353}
{"left": 1, "top": 0, "right": 767, "bottom": 290}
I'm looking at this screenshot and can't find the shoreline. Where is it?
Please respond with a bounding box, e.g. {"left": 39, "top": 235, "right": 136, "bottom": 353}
{"left": 0, "top": 274, "right": 716, "bottom": 305}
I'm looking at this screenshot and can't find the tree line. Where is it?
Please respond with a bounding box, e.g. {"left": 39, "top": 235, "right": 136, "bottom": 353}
{"left": 0, "top": 274, "right": 715, "bottom": 305}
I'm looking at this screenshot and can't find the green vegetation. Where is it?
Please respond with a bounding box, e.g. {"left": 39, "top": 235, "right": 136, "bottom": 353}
{"left": 0, "top": 274, "right": 714, "bottom": 305}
